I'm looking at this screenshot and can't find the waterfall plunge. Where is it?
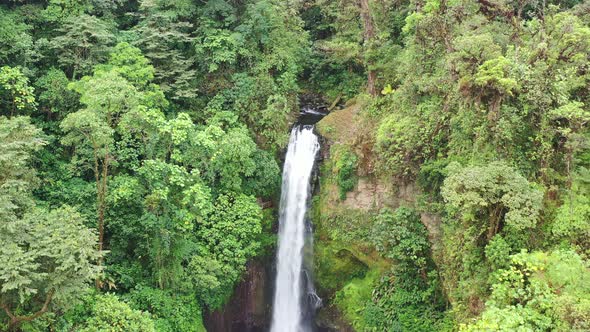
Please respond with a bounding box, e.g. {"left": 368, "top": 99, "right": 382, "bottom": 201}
{"left": 270, "top": 125, "right": 321, "bottom": 332}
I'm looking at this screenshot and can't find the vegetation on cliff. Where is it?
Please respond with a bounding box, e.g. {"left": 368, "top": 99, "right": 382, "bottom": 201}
{"left": 311, "top": 0, "right": 590, "bottom": 331}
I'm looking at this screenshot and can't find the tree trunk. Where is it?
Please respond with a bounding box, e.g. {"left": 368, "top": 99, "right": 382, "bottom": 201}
{"left": 93, "top": 147, "right": 109, "bottom": 289}
{"left": 3, "top": 290, "right": 54, "bottom": 331}
{"left": 487, "top": 205, "right": 503, "bottom": 241}
{"left": 97, "top": 155, "right": 109, "bottom": 288}
{"left": 359, "top": 0, "right": 377, "bottom": 96}
{"left": 566, "top": 145, "right": 573, "bottom": 191}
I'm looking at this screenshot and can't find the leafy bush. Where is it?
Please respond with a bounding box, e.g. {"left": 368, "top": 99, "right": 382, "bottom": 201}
{"left": 552, "top": 188, "right": 590, "bottom": 249}
{"left": 334, "top": 147, "right": 358, "bottom": 200}
{"left": 126, "top": 286, "right": 206, "bottom": 332}
{"left": 371, "top": 207, "right": 430, "bottom": 268}
{"left": 363, "top": 207, "right": 448, "bottom": 331}
{"left": 315, "top": 245, "right": 369, "bottom": 295}
{"left": 79, "top": 294, "right": 155, "bottom": 332}
{"left": 462, "top": 250, "right": 590, "bottom": 331}
{"left": 442, "top": 161, "right": 543, "bottom": 240}
{"left": 375, "top": 97, "right": 443, "bottom": 177}
{"left": 334, "top": 270, "right": 380, "bottom": 331}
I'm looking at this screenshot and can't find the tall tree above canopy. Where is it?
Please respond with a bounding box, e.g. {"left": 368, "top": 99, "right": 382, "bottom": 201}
{"left": 96, "top": 42, "right": 156, "bottom": 88}
{"left": 50, "top": 14, "right": 116, "bottom": 79}
{"left": 442, "top": 161, "right": 544, "bottom": 241}
{"left": 133, "top": 0, "right": 198, "bottom": 102}
{"left": 61, "top": 70, "right": 140, "bottom": 273}
{"left": 0, "top": 7, "right": 35, "bottom": 68}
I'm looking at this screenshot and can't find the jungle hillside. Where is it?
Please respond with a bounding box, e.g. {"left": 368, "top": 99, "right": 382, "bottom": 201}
{"left": 1, "top": 0, "right": 590, "bottom": 331}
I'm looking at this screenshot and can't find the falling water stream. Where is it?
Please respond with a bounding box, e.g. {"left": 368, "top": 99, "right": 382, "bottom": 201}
{"left": 270, "top": 122, "right": 322, "bottom": 332}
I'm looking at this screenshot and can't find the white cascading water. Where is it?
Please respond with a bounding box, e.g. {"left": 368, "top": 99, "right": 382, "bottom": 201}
{"left": 271, "top": 125, "right": 320, "bottom": 332}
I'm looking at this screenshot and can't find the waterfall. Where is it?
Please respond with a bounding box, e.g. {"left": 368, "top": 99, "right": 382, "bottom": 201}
{"left": 270, "top": 125, "right": 321, "bottom": 332}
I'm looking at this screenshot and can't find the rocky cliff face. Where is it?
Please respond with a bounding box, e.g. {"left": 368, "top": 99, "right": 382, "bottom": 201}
{"left": 341, "top": 178, "right": 442, "bottom": 246}
{"left": 205, "top": 95, "right": 329, "bottom": 332}
{"left": 204, "top": 260, "right": 271, "bottom": 332}
{"left": 206, "top": 101, "right": 444, "bottom": 332}
{"left": 311, "top": 102, "right": 443, "bottom": 330}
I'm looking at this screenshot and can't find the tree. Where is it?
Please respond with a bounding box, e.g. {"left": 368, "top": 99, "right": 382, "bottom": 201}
{"left": 0, "top": 117, "right": 100, "bottom": 330}
{"left": 472, "top": 56, "right": 519, "bottom": 119}
{"left": 96, "top": 42, "right": 156, "bottom": 88}
{"left": 195, "top": 193, "right": 263, "bottom": 307}
{"left": 522, "top": 10, "right": 590, "bottom": 185}
{"left": 371, "top": 207, "right": 430, "bottom": 270}
{"left": 442, "top": 161, "right": 544, "bottom": 241}
{"left": 133, "top": 0, "right": 197, "bottom": 102}
{"left": 200, "top": 193, "right": 262, "bottom": 269}
{"left": 376, "top": 111, "right": 430, "bottom": 176}
{"left": 61, "top": 70, "right": 139, "bottom": 274}
{"left": 367, "top": 207, "right": 446, "bottom": 331}
{"left": 311, "top": 0, "right": 365, "bottom": 98}
{"left": 126, "top": 286, "right": 206, "bottom": 332}
{"left": 439, "top": 161, "right": 545, "bottom": 315}
{"left": 550, "top": 102, "right": 590, "bottom": 189}
{"left": 359, "top": 0, "right": 377, "bottom": 96}
{"left": 236, "top": 0, "right": 310, "bottom": 149}
{"left": 551, "top": 168, "right": 590, "bottom": 249}
{"left": 162, "top": 115, "right": 280, "bottom": 196}
{"left": 0, "top": 66, "right": 36, "bottom": 117}
{"left": 133, "top": 159, "right": 213, "bottom": 290}
{"left": 95, "top": 42, "right": 168, "bottom": 111}
{"left": 0, "top": 206, "right": 101, "bottom": 331}
{"left": 43, "top": 0, "right": 93, "bottom": 23}
{"left": 0, "top": 8, "right": 35, "bottom": 68}
{"left": 0, "top": 116, "right": 45, "bottom": 222}
{"left": 79, "top": 294, "right": 155, "bottom": 332}
{"left": 461, "top": 250, "right": 590, "bottom": 331}
{"left": 35, "top": 68, "right": 78, "bottom": 120}
{"left": 208, "top": 126, "right": 258, "bottom": 192}
{"left": 50, "top": 14, "right": 115, "bottom": 79}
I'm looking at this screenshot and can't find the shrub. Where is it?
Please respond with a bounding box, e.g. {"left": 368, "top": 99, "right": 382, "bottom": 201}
{"left": 334, "top": 147, "right": 358, "bottom": 200}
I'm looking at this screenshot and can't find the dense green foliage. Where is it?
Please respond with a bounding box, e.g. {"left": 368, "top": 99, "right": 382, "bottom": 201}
{"left": 78, "top": 294, "right": 156, "bottom": 332}
{"left": 365, "top": 208, "right": 447, "bottom": 331}
{"left": 0, "top": 0, "right": 298, "bottom": 330}
{"left": 0, "top": 115, "right": 101, "bottom": 331}
{"left": 308, "top": 0, "right": 590, "bottom": 330}
{"left": 461, "top": 250, "right": 590, "bottom": 331}
{"left": 1, "top": 0, "right": 590, "bottom": 331}
{"left": 333, "top": 146, "right": 359, "bottom": 200}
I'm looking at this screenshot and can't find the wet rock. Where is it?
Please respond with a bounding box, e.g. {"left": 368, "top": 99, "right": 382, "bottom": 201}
{"left": 204, "top": 261, "right": 271, "bottom": 332}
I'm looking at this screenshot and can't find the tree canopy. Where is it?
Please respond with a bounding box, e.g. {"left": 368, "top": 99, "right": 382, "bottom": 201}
{"left": 1, "top": 0, "right": 590, "bottom": 330}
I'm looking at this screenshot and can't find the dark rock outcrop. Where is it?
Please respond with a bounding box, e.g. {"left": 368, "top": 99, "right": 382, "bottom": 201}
{"left": 204, "top": 261, "right": 271, "bottom": 332}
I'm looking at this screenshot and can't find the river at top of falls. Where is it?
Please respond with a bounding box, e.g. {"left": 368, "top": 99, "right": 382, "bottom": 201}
{"left": 270, "top": 122, "right": 321, "bottom": 332}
